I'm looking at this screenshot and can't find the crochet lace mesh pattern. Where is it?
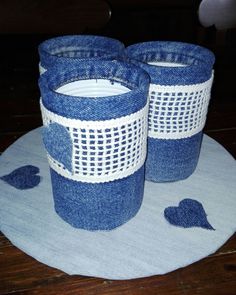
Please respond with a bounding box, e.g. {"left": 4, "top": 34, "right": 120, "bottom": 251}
{"left": 148, "top": 73, "right": 214, "bottom": 139}
{"left": 40, "top": 100, "right": 148, "bottom": 183}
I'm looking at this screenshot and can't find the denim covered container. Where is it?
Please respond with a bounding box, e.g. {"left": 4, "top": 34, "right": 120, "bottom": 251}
{"left": 126, "top": 41, "right": 215, "bottom": 182}
{"left": 38, "top": 35, "right": 125, "bottom": 74}
{"left": 39, "top": 60, "right": 150, "bottom": 230}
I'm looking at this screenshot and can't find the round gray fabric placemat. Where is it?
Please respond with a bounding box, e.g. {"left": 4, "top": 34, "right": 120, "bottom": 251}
{"left": 0, "top": 127, "right": 236, "bottom": 280}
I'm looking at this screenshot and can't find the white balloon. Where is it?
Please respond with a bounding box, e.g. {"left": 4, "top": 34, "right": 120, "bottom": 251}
{"left": 199, "top": 0, "right": 236, "bottom": 30}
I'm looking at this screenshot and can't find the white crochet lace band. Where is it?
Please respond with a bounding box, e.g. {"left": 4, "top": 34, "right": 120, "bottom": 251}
{"left": 39, "top": 63, "right": 47, "bottom": 75}
{"left": 40, "top": 100, "right": 148, "bottom": 183}
{"left": 148, "top": 73, "right": 214, "bottom": 139}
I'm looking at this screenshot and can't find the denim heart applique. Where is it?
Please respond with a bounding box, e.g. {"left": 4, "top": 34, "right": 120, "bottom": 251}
{"left": 42, "top": 122, "right": 72, "bottom": 172}
{"left": 164, "top": 198, "right": 214, "bottom": 230}
{"left": 0, "top": 165, "right": 41, "bottom": 190}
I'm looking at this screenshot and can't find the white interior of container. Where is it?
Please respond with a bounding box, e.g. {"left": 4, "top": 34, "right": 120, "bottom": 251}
{"left": 56, "top": 79, "right": 131, "bottom": 97}
{"left": 148, "top": 61, "right": 187, "bottom": 67}
{"left": 51, "top": 46, "right": 79, "bottom": 55}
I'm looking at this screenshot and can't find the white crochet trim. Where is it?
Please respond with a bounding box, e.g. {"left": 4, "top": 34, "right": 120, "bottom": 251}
{"left": 39, "top": 63, "right": 46, "bottom": 75}
{"left": 148, "top": 73, "right": 214, "bottom": 139}
{"left": 40, "top": 100, "right": 148, "bottom": 183}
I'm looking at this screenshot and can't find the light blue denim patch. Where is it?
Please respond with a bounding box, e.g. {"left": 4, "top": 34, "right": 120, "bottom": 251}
{"left": 42, "top": 122, "right": 73, "bottom": 172}
{"left": 1, "top": 127, "right": 236, "bottom": 279}
{"left": 39, "top": 35, "right": 125, "bottom": 70}
{"left": 126, "top": 41, "right": 215, "bottom": 182}
{"left": 39, "top": 59, "right": 150, "bottom": 230}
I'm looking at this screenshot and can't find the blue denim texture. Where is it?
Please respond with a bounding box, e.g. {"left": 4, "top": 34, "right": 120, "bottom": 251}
{"left": 164, "top": 198, "right": 214, "bottom": 230}
{"left": 145, "top": 132, "right": 203, "bottom": 182}
{"left": 39, "top": 60, "right": 149, "bottom": 120}
{"left": 51, "top": 167, "right": 145, "bottom": 230}
{"left": 39, "top": 60, "right": 150, "bottom": 230}
{"left": 126, "top": 41, "right": 215, "bottom": 182}
{"left": 0, "top": 165, "right": 40, "bottom": 190}
{"left": 126, "top": 41, "right": 215, "bottom": 85}
{"left": 39, "top": 35, "right": 125, "bottom": 70}
{"left": 42, "top": 123, "right": 73, "bottom": 172}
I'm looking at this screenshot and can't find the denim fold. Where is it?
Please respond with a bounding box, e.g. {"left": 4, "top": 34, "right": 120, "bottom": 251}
{"left": 38, "top": 35, "right": 125, "bottom": 73}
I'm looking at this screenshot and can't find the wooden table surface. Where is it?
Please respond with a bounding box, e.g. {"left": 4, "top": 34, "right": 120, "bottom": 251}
{"left": 0, "top": 36, "right": 236, "bottom": 295}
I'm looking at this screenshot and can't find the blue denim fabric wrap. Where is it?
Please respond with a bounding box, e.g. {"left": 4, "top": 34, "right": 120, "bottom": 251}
{"left": 126, "top": 41, "right": 215, "bottom": 85}
{"left": 39, "top": 60, "right": 150, "bottom": 230}
{"left": 51, "top": 167, "right": 145, "bottom": 230}
{"left": 126, "top": 41, "right": 215, "bottom": 182}
{"left": 39, "top": 35, "right": 125, "bottom": 70}
{"left": 145, "top": 132, "right": 203, "bottom": 182}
